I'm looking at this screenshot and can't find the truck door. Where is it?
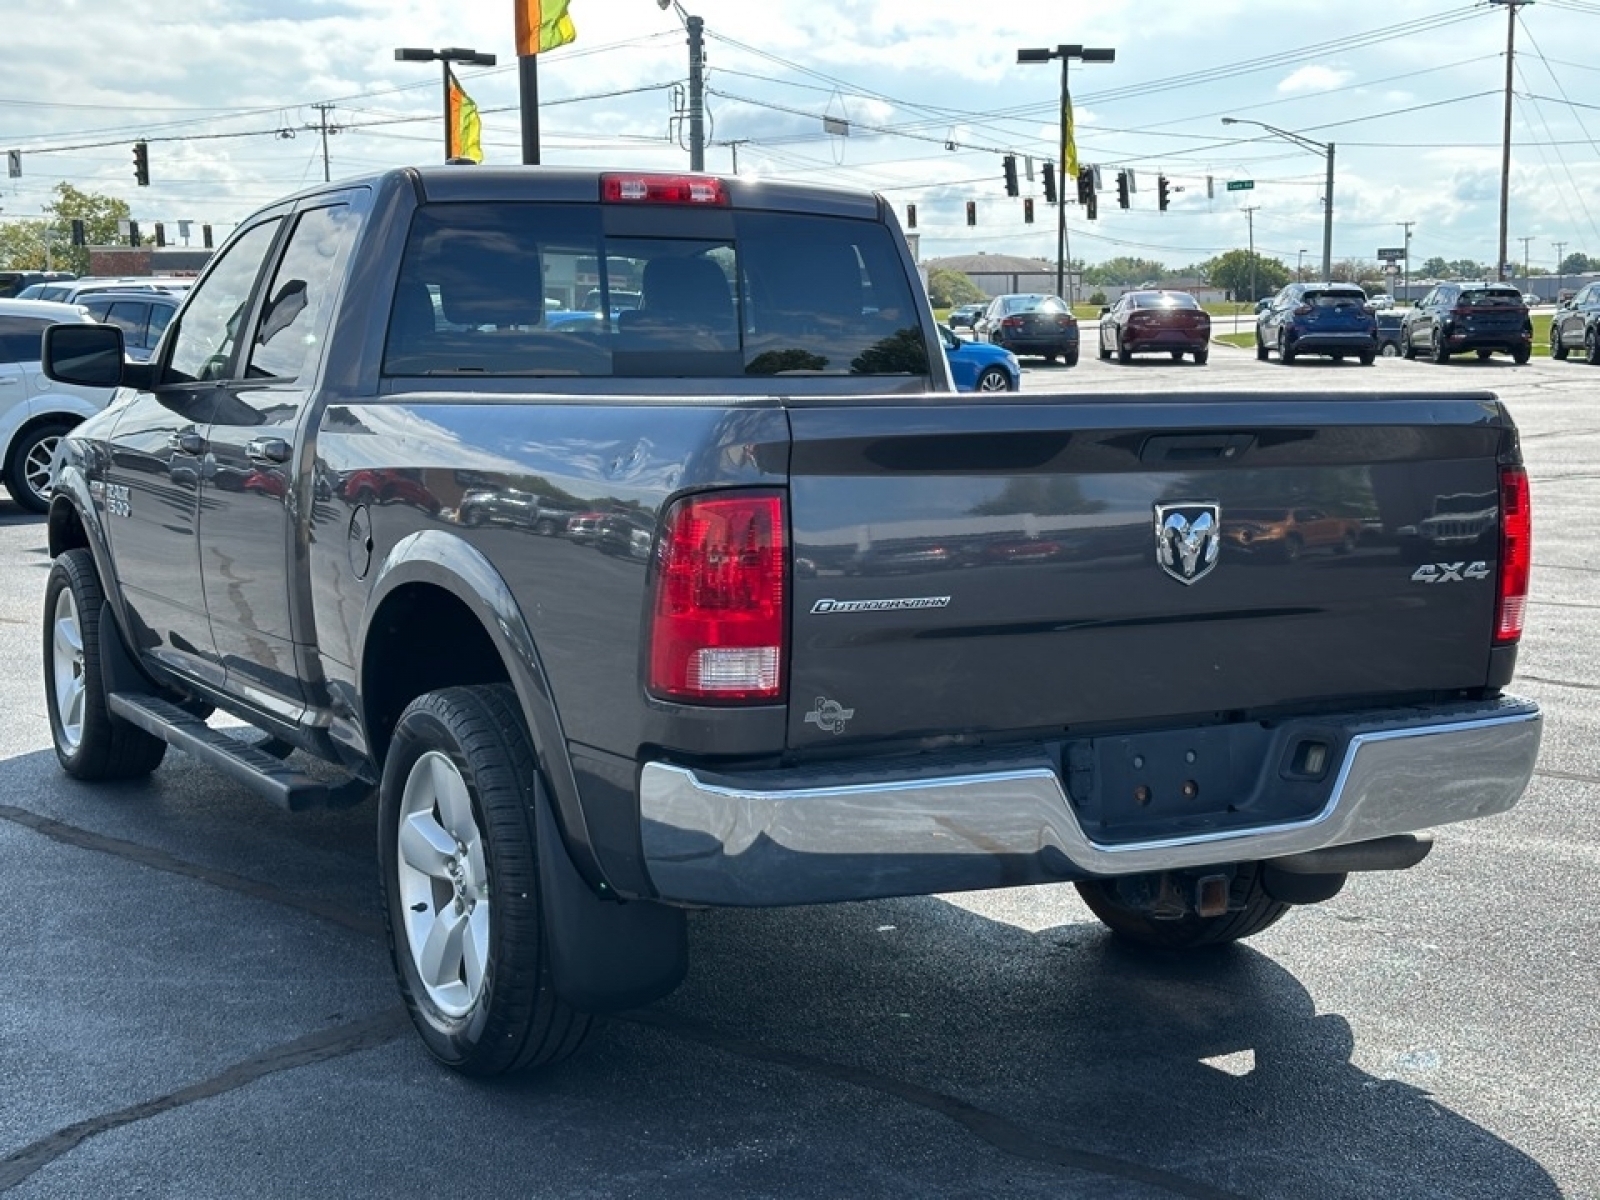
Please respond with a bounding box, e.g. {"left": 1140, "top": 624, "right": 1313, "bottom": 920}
{"left": 100, "top": 218, "right": 284, "bottom": 688}
{"left": 196, "top": 201, "right": 358, "bottom": 714}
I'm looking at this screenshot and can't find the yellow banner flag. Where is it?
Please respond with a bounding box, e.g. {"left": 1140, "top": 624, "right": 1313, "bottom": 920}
{"left": 516, "top": 0, "right": 576, "bottom": 56}
{"left": 1062, "top": 94, "right": 1078, "bottom": 183}
{"left": 447, "top": 68, "right": 483, "bottom": 163}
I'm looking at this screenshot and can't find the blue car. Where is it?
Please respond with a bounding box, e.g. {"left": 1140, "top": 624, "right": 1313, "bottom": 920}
{"left": 940, "top": 324, "right": 1020, "bottom": 392}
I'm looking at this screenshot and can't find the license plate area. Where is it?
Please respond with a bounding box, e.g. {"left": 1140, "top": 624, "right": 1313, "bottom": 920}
{"left": 1062, "top": 721, "right": 1345, "bottom": 845}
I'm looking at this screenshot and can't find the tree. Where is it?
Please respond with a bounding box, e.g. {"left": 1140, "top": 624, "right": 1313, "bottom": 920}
{"left": 0, "top": 184, "right": 135, "bottom": 275}
{"left": 1081, "top": 256, "right": 1168, "bottom": 287}
{"left": 1420, "top": 256, "right": 1451, "bottom": 279}
{"left": 926, "top": 267, "right": 985, "bottom": 308}
{"left": 1560, "top": 252, "right": 1594, "bottom": 276}
{"left": 1202, "top": 250, "right": 1290, "bottom": 302}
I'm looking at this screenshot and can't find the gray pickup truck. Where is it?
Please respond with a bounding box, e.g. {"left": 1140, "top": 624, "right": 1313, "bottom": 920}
{"left": 40, "top": 166, "right": 1540, "bottom": 1077}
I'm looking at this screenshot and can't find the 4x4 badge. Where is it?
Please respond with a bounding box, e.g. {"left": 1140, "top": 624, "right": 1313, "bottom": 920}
{"left": 1155, "top": 502, "right": 1221, "bottom": 585}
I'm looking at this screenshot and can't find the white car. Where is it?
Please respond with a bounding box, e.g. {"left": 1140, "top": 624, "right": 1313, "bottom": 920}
{"left": 1368, "top": 294, "right": 1395, "bottom": 310}
{"left": 0, "top": 298, "right": 117, "bottom": 512}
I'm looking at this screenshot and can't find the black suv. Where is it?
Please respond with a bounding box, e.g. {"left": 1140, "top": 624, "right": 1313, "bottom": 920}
{"left": 1401, "top": 281, "right": 1532, "bottom": 364}
{"left": 1255, "top": 282, "right": 1377, "bottom": 365}
{"left": 1550, "top": 281, "right": 1600, "bottom": 364}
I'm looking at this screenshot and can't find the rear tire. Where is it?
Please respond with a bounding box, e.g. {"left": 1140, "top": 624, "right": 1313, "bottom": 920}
{"left": 1279, "top": 333, "right": 1296, "bottom": 364}
{"left": 1062, "top": 348, "right": 1079, "bottom": 368}
{"left": 6, "top": 418, "right": 75, "bottom": 514}
{"left": 1193, "top": 348, "right": 1209, "bottom": 366}
{"left": 1431, "top": 330, "right": 1451, "bottom": 363}
{"left": 1075, "top": 865, "right": 1291, "bottom": 950}
{"left": 1381, "top": 342, "right": 1399, "bottom": 357}
{"left": 1587, "top": 329, "right": 1600, "bottom": 365}
{"left": 1511, "top": 345, "right": 1531, "bottom": 365}
{"left": 379, "top": 684, "right": 592, "bottom": 1077}
{"left": 1359, "top": 351, "right": 1375, "bottom": 366}
{"left": 43, "top": 549, "right": 168, "bottom": 781}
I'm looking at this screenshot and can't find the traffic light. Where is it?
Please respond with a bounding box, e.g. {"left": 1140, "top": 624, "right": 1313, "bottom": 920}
{"left": 965, "top": 200, "right": 977, "bottom": 226}
{"left": 1076, "top": 166, "right": 1094, "bottom": 206}
{"left": 202, "top": 224, "right": 214, "bottom": 248}
{"left": 906, "top": 203, "right": 917, "bottom": 229}
{"left": 1158, "top": 175, "right": 1171, "bottom": 212}
{"left": 154, "top": 222, "right": 167, "bottom": 248}
{"left": 1085, "top": 190, "right": 1098, "bottom": 222}
{"left": 1041, "top": 161, "right": 1057, "bottom": 204}
{"left": 128, "top": 221, "right": 141, "bottom": 248}
{"left": 1002, "top": 154, "right": 1019, "bottom": 198}
{"left": 1024, "top": 197, "right": 1035, "bottom": 224}
{"left": 70, "top": 219, "right": 86, "bottom": 247}
{"left": 132, "top": 140, "right": 149, "bottom": 187}
{"left": 1116, "top": 170, "right": 1130, "bottom": 209}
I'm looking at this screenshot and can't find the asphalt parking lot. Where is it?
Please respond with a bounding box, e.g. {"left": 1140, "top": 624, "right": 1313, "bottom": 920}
{"left": 2, "top": 345, "right": 1596, "bottom": 1198}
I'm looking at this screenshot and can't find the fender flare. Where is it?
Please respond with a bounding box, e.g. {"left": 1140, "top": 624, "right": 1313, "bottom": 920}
{"left": 359, "top": 529, "right": 604, "bottom": 888}
{"left": 361, "top": 530, "right": 686, "bottom": 1012}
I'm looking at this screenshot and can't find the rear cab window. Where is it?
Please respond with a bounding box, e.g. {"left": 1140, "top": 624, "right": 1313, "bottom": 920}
{"left": 382, "top": 202, "right": 928, "bottom": 381}
{"left": 1460, "top": 287, "right": 1524, "bottom": 308}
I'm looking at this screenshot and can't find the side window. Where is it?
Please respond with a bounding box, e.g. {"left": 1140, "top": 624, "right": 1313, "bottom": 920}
{"left": 167, "top": 219, "right": 283, "bottom": 384}
{"left": 101, "top": 301, "right": 150, "bottom": 345}
{"left": 247, "top": 204, "right": 358, "bottom": 381}
{"left": 0, "top": 315, "right": 52, "bottom": 364}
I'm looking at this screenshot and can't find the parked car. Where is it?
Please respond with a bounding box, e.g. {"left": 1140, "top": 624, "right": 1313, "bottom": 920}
{"left": 0, "top": 270, "right": 74, "bottom": 299}
{"left": 939, "top": 324, "right": 1019, "bottom": 392}
{"left": 0, "top": 297, "right": 114, "bottom": 511}
{"left": 1097, "top": 290, "right": 1211, "bottom": 364}
{"left": 1400, "top": 281, "right": 1532, "bottom": 364}
{"left": 16, "top": 277, "right": 192, "bottom": 304}
{"left": 976, "top": 293, "right": 1079, "bottom": 365}
{"left": 1374, "top": 311, "right": 1405, "bottom": 356}
{"left": 947, "top": 302, "right": 985, "bottom": 330}
{"left": 1549, "top": 281, "right": 1600, "bottom": 364}
{"left": 1222, "top": 508, "right": 1363, "bottom": 561}
{"left": 1367, "top": 294, "right": 1395, "bottom": 311}
{"left": 1256, "top": 282, "right": 1377, "bottom": 365}
{"left": 78, "top": 289, "right": 180, "bottom": 363}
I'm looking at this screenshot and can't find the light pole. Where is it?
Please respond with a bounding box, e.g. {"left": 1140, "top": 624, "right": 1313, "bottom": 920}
{"left": 1554, "top": 240, "right": 1566, "bottom": 302}
{"left": 1018, "top": 43, "right": 1116, "bottom": 304}
{"left": 658, "top": 0, "right": 706, "bottom": 171}
{"left": 395, "top": 47, "right": 497, "bottom": 161}
{"left": 1297, "top": 249, "right": 1307, "bottom": 282}
{"left": 1518, "top": 235, "right": 1534, "bottom": 297}
{"left": 1222, "top": 117, "right": 1334, "bottom": 282}
{"left": 1243, "top": 206, "right": 1260, "bottom": 305}
{"left": 1398, "top": 220, "right": 1414, "bottom": 303}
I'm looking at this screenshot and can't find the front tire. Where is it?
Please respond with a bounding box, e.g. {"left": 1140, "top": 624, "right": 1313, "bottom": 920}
{"left": 1075, "top": 865, "right": 1290, "bottom": 950}
{"left": 6, "top": 418, "right": 75, "bottom": 514}
{"left": 1255, "top": 333, "right": 1269, "bottom": 361}
{"left": 1279, "top": 333, "right": 1296, "bottom": 364}
{"left": 1431, "top": 329, "right": 1451, "bottom": 363}
{"left": 975, "top": 366, "right": 1012, "bottom": 392}
{"left": 43, "top": 549, "right": 167, "bottom": 781}
{"left": 379, "top": 684, "right": 591, "bottom": 1076}
{"left": 1552, "top": 332, "right": 1568, "bottom": 360}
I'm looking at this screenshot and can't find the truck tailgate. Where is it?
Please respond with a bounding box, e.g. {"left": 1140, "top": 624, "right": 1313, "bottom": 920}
{"left": 785, "top": 392, "right": 1511, "bottom": 748}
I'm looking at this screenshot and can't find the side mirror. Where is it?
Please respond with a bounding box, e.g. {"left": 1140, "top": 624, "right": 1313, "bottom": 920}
{"left": 1099, "top": 306, "right": 1111, "bottom": 317}
{"left": 42, "top": 323, "right": 126, "bottom": 389}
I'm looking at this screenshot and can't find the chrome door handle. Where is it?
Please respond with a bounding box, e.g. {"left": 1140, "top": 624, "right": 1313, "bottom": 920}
{"left": 167, "top": 430, "right": 207, "bottom": 456}
{"left": 246, "top": 437, "right": 291, "bottom": 464}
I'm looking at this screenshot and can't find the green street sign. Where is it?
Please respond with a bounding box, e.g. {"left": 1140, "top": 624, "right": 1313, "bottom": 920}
{"left": 1226, "top": 179, "right": 1254, "bottom": 192}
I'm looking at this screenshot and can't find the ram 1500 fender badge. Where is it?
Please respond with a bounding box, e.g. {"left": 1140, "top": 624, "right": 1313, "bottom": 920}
{"left": 1155, "top": 502, "right": 1221, "bottom": 585}
{"left": 1411, "top": 561, "right": 1490, "bottom": 583}
{"left": 810, "top": 596, "right": 950, "bottom": 614}
{"left": 803, "top": 697, "right": 855, "bottom": 735}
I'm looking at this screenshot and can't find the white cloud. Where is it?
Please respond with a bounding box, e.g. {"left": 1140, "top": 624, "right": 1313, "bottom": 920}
{"left": 1277, "top": 65, "right": 1354, "bottom": 94}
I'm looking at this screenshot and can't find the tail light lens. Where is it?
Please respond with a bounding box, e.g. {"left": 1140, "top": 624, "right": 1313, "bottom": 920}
{"left": 649, "top": 491, "right": 786, "bottom": 702}
{"left": 601, "top": 174, "right": 729, "bottom": 206}
{"left": 1294, "top": 304, "right": 1312, "bottom": 316}
{"left": 1495, "top": 466, "right": 1531, "bottom": 644}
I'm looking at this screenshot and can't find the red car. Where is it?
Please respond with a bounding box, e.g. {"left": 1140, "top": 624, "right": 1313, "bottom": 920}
{"left": 1097, "top": 290, "right": 1211, "bottom": 365}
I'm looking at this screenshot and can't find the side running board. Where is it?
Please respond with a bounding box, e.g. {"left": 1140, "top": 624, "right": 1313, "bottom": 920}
{"left": 108, "top": 692, "right": 371, "bottom": 812}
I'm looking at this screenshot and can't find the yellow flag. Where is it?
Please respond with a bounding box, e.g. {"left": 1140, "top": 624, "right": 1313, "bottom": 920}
{"left": 447, "top": 68, "right": 483, "bottom": 163}
{"left": 516, "top": 0, "right": 576, "bottom": 56}
{"left": 1063, "top": 94, "right": 1078, "bottom": 183}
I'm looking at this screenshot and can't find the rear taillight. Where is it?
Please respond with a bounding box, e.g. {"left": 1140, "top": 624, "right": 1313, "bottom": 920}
{"left": 1495, "top": 466, "right": 1531, "bottom": 644}
{"left": 649, "top": 491, "right": 785, "bottom": 702}
{"left": 1294, "top": 304, "right": 1312, "bottom": 316}
{"left": 601, "top": 173, "right": 729, "bottom": 206}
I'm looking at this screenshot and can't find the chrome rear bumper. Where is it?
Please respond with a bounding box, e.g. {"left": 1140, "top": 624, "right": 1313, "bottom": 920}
{"left": 638, "top": 698, "right": 1541, "bottom": 906}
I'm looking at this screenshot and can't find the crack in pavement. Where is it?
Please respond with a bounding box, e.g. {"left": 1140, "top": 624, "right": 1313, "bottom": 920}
{"left": 1, "top": 803, "right": 1239, "bottom": 1199}
{"left": 1518, "top": 673, "right": 1600, "bottom": 691}
{"left": 0, "top": 1009, "right": 412, "bottom": 1192}
{"left": 1534, "top": 766, "right": 1600, "bottom": 787}
{"left": 0, "top": 804, "right": 382, "bottom": 938}
{"left": 623, "top": 1010, "right": 1246, "bottom": 1200}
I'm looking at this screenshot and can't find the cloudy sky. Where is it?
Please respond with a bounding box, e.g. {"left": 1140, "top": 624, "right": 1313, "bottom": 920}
{"left": 5, "top": 0, "right": 1599, "bottom": 273}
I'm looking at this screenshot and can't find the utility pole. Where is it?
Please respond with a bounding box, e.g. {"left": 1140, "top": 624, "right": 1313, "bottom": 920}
{"left": 1243, "top": 205, "right": 1260, "bottom": 304}
{"left": 306, "top": 103, "right": 337, "bottom": 182}
{"left": 1491, "top": 0, "right": 1529, "bottom": 282}
{"left": 1553, "top": 240, "right": 1567, "bottom": 300}
{"left": 1519, "top": 235, "right": 1535, "bottom": 294}
{"left": 720, "top": 139, "right": 752, "bottom": 174}
{"left": 1397, "top": 220, "right": 1415, "bottom": 302}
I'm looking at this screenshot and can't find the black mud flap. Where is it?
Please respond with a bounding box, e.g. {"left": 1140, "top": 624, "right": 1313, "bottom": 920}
{"left": 534, "top": 787, "right": 687, "bottom": 1013}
